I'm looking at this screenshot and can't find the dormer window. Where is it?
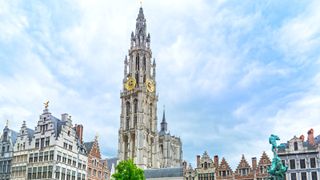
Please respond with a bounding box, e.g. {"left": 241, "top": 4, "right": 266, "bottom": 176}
{"left": 294, "top": 142, "right": 298, "bottom": 151}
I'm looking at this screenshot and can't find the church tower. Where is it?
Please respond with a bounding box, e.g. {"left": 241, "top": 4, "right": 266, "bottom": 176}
{"left": 118, "top": 7, "right": 159, "bottom": 169}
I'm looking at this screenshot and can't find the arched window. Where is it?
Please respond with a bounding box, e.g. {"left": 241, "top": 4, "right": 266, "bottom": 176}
{"left": 126, "top": 102, "right": 130, "bottom": 116}
{"left": 126, "top": 118, "right": 130, "bottom": 130}
{"left": 143, "top": 56, "right": 146, "bottom": 71}
{"left": 136, "top": 54, "right": 140, "bottom": 71}
{"left": 294, "top": 142, "right": 298, "bottom": 151}
{"left": 134, "top": 99, "right": 138, "bottom": 113}
{"left": 149, "top": 104, "right": 153, "bottom": 130}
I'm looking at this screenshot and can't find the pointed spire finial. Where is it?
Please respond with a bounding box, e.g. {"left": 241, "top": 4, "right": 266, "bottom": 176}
{"left": 162, "top": 105, "right": 166, "bottom": 122}
{"left": 95, "top": 133, "right": 99, "bottom": 141}
{"left": 140, "top": 0, "right": 143, "bottom": 7}
{"left": 5, "top": 120, "right": 8, "bottom": 127}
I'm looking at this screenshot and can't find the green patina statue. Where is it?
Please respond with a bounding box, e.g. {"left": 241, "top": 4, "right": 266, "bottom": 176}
{"left": 267, "top": 134, "right": 288, "bottom": 180}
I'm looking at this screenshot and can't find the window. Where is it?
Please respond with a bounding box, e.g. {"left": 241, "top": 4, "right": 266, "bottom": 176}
{"left": 27, "top": 168, "right": 32, "bottom": 180}
{"left": 29, "top": 154, "right": 33, "bottom": 163}
{"left": 136, "top": 54, "right": 140, "bottom": 70}
{"left": 68, "top": 157, "right": 72, "bottom": 165}
{"left": 40, "top": 138, "right": 45, "bottom": 148}
{"left": 57, "top": 154, "right": 61, "bottom": 162}
{"left": 290, "top": 159, "right": 295, "bottom": 169}
{"left": 291, "top": 173, "right": 296, "bottom": 180}
{"left": 300, "top": 159, "right": 306, "bottom": 169}
{"left": 55, "top": 166, "right": 60, "bottom": 179}
{"left": 126, "top": 118, "right": 130, "bottom": 130}
{"left": 34, "top": 153, "right": 38, "bottom": 162}
{"left": 67, "top": 169, "right": 71, "bottom": 180}
{"left": 39, "top": 152, "right": 44, "bottom": 162}
{"left": 49, "top": 151, "right": 54, "bottom": 161}
{"left": 45, "top": 137, "right": 50, "bottom": 146}
{"left": 294, "top": 142, "right": 298, "bottom": 151}
{"left": 312, "top": 172, "right": 318, "bottom": 180}
{"left": 48, "top": 166, "right": 53, "bottom": 178}
{"left": 134, "top": 99, "right": 138, "bottom": 113}
{"left": 37, "top": 167, "right": 42, "bottom": 179}
{"left": 72, "top": 171, "right": 76, "bottom": 180}
{"left": 61, "top": 168, "right": 66, "bottom": 180}
{"left": 32, "top": 167, "right": 37, "bottom": 179}
{"left": 69, "top": 145, "right": 73, "bottom": 151}
{"left": 35, "top": 139, "right": 39, "bottom": 148}
{"left": 64, "top": 143, "right": 68, "bottom": 149}
{"left": 301, "top": 172, "right": 307, "bottom": 180}
{"left": 62, "top": 154, "right": 67, "bottom": 163}
{"left": 126, "top": 102, "right": 130, "bottom": 116}
{"left": 311, "top": 158, "right": 316, "bottom": 168}
{"left": 44, "top": 151, "right": 49, "bottom": 161}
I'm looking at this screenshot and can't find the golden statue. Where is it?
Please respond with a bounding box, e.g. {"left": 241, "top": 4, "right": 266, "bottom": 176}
{"left": 44, "top": 100, "right": 49, "bottom": 109}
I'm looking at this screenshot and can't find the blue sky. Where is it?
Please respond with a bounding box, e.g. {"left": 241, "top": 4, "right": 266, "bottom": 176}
{"left": 1, "top": 0, "right": 320, "bottom": 169}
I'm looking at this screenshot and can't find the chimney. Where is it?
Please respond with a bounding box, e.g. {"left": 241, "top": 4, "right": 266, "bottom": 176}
{"left": 252, "top": 157, "right": 257, "bottom": 170}
{"left": 75, "top": 124, "right": 83, "bottom": 143}
{"left": 300, "top": 135, "right": 305, "bottom": 141}
{"left": 308, "top": 128, "right": 315, "bottom": 145}
{"left": 197, "top": 155, "right": 201, "bottom": 168}
{"left": 214, "top": 155, "right": 219, "bottom": 167}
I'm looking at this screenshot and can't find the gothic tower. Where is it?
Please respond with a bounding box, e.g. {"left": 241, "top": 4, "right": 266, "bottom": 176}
{"left": 118, "top": 7, "right": 159, "bottom": 169}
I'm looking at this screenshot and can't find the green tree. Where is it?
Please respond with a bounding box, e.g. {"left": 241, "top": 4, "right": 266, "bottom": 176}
{"left": 112, "top": 159, "right": 145, "bottom": 180}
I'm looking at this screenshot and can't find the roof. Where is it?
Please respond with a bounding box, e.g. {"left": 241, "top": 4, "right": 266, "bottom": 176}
{"left": 26, "top": 128, "right": 35, "bottom": 141}
{"left": 84, "top": 141, "right": 94, "bottom": 153}
{"left": 106, "top": 157, "right": 118, "bottom": 171}
{"left": 144, "top": 167, "right": 184, "bottom": 178}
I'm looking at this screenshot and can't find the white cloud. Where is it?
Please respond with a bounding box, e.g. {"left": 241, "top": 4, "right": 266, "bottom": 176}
{"left": 277, "top": 0, "right": 320, "bottom": 64}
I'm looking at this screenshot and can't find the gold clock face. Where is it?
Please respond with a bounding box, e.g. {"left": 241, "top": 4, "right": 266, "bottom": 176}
{"left": 146, "top": 79, "right": 155, "bottom": 92}
{"left": 125, "top": 77, "right": 136, "bottom": 91}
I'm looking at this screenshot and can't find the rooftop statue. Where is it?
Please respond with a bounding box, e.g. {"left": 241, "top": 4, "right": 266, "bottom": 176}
{"left": 268, "top": 134, "right": 288, "bottom": 180}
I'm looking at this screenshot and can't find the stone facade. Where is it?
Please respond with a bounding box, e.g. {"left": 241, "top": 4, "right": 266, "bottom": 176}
{"left": 159, "top": 109, "right": 183, "bottom": 168}
{"left": 0, "top": 123, "right": 18, "bottom": 180}
{"left": 118, "top": 7, "right": 182, "bottom": 169}
{"left": 84, "top": 136, "right": 110, "bottom": 180}
{"left": 278, "top": 129, "right": 320, "bottom": 180}
{"left": 11, "top": 121, "right": 34, "bottom": 180}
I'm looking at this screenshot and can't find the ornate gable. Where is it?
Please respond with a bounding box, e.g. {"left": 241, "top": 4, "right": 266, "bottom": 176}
{"left": 234, "top": 155, "right": 254, "bottom": 179}
{"left": 216, "top": 158, "right": 233, "bottom": 180}
{"left": 256, "top": 152, "right": 271, "bottom": 178}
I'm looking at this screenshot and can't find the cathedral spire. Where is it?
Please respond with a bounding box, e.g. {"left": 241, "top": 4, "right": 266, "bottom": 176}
{"left": 131, "top": 7, "right": 149, "bottom": 48}
{"left": 160, "top": 106, "right": 167, "bottom": 133}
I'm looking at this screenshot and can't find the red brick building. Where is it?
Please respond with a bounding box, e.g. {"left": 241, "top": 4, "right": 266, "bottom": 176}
{"left": 234, "top": 155, "right": 254, "bottom": 180}
{"left": 216, "top": 157, "right": 233, "bottom": 180}
{"left": 84, "top": 136, "right": 110, "bottom": 180}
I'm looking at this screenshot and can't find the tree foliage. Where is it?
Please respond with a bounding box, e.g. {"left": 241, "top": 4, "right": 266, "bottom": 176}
{"left": 112, "top": 159, "right": 145, "bottom": 180}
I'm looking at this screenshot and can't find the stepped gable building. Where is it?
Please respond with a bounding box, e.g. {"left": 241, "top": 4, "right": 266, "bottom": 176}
{"left": 184, "top": 151, "right": 216, "bottom": 180}
{"left": 11, "top": 121, "right": 34, "bottom": 180}
{"left": 118, "top": 7, "right": 182, "bottom": 169}
{"left": 278, "top": 128, "right": 320, "bottom": 180}
{"left": 234, "top": 155, "right": 254, "bottom": 180}
{"left": 84, "top": 136, "right": 110, "bottom": 180}
{"left": 10, "top": 103, "right": 88, "bottom": 180}
{"left": 255, "top": 152, "right": 271, "bottom": 180}
{"left": 0, "top": 122, "right": 18, "bottom": 180}
{"left": 216, "top": 157, "right": 233, "bottom": 180}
